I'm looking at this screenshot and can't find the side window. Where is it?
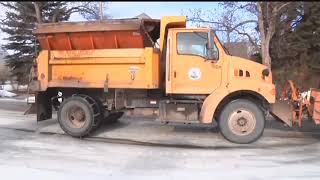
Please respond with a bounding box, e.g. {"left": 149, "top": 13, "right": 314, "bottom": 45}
{"left": 177, "top": 32, "right": 208, "bottom": 58}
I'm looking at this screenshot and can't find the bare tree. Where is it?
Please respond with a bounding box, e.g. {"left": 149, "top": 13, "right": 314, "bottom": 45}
{"left": 186, "top": 3, "right": 259, "bottom": 47}
{"left": 187, "top": 2, "right": 293, "bottom": 70}
{"left": 78, "top": 2, "right": 111, "bottom": 20}
{"left": 257, "top": 2, "right": 293, "bottom": 69}
{"left": 30, "top": 2, "right": 107, "bottom": 23}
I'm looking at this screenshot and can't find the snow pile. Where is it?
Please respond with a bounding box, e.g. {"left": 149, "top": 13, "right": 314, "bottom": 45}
{"left": 18, "top": 85, "right": 28, "bottom": 91}
{"left": 0, "top": 84, "right": 28, "bottom": 91}
{"left": 0, "top": 90, "right": 17, "bottom": 97}
{"left": 0, "top": 81, "right": 28, "bottom": 92}
{"left": 0, "top": 84, "right": 17, "bottom": 91}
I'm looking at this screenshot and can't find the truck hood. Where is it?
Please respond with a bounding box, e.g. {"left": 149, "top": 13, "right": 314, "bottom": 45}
{"left": 230, "top": 56, "right": 267, "bottom": 70}
{"left": 229, "top": 55, "right": 270, "bottom": 81}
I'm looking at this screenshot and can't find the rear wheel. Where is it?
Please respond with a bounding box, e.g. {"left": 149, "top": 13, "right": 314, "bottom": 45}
{"left": 58, "top": 95, "right": 101, "bottom": 137}
{"left": 218, "top": 99, "right": 265, "bottom": 144}
{"left": 76, "top": 94, "right": 106, "bottom": 130}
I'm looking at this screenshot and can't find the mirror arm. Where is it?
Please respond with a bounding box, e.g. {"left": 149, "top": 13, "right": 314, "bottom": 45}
{"left": 208, "top": 30, "right": 212, "bottom": 49}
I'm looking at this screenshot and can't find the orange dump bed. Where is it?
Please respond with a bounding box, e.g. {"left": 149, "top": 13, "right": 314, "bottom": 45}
{"left": 33, "top": 18, "right": 160, "bottom": 50}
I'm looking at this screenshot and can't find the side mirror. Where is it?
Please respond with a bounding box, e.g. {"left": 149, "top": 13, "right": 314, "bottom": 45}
{"left": 206, "top": 29, "right": 219, "bottom": 61}
{"left": 204, "top": 43, "right": 210, "bottom": 61}
{"left": 206, "top": 42, "right": 210, "bottom": 50}
{"left": 206, "top": 47, "right": 218, "bottom": 61}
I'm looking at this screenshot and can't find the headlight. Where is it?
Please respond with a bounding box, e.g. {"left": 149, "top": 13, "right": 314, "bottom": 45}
{"left": 262, "top": 69, "right": 269, "bottom": 76}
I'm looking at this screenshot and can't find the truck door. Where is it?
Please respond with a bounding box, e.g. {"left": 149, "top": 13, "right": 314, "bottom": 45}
{"left": 166, "top": 30, "right": 222, "bottom": 94}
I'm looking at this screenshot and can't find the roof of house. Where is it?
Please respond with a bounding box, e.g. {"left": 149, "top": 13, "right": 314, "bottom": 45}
{"left": 134, "top": 13, "right": 152, "bottom": 19}
{"left": 224, "top": 42, "right": 252, "bottom": 59}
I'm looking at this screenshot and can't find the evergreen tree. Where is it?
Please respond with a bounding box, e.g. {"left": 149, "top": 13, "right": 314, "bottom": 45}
{"left": 271, "top": 2, "right": 320, "bottom": 69}
{"left": 270, "top": 2, "right": 320, "bottom": 89}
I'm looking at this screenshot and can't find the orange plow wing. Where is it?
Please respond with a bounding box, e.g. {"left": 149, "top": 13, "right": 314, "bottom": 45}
{"left": 270, "top": 80, "right": 320, "bottom": 127}
{"left": 270, "top": 100, "right": 293, "bottom": 127}
{"left": 269, "top": 80, "right": 300, "bottom": 127}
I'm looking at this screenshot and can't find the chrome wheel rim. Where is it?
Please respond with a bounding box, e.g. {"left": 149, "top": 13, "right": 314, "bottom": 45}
{"left": 228, "top": 109, "right": 256, "bottom": 136}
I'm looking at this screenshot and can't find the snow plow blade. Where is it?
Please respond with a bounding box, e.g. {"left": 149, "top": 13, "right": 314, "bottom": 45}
{"left": 270, "top": 100, "right": 293, "bottom": 127}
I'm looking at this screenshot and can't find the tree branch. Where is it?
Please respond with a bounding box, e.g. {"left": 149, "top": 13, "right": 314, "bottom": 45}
{"left": 257, "top": 2, "right": 266, "bottom": 39}
{"left": 233, "top": 28, "right": 259, "bottom": 49}
{"left": 51, "top": 8, "right": 65, "bottom": 22}
{"left": 64, "top": 2, "right": 98, "bottom": 17}
{"left": 187, "top": 17, "right": 224, "bottom": 25}
{"left": 230, "top": 20, "right": 258, "bottom": 32}
{"left": 33, "top": 2, "right": 42, "bottom": 23}
{"left": 274, "top": 2, "right": 292, "bottom": 14}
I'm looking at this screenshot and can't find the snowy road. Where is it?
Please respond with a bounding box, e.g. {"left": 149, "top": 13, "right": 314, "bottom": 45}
{"left": 0, "top": 99, "right": 320, "bottom": 179}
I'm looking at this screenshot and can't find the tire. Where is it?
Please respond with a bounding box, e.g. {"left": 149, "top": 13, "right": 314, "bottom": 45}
{"left": 58, "top": 96, "right": 96, "bottom": 137}
{"left": 89, "top": 96, "right": 106, "bottom": 130}
{"left": 218, "top": 99, "right": 265, "bottom": 144}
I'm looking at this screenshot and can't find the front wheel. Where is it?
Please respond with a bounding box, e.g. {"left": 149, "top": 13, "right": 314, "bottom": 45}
{"left": 218, "top": 99, "right": 265, "bottom": 144}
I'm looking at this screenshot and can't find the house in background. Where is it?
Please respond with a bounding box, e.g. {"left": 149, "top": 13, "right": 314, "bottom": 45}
{"left": 134, "top": 13, "right": 151, "bottom": 19}
{"left": 224, "top": 42, "right": 256, "bottom": 59}
{"left": 0, "top": 48, "right": 8, "bottom": 70}
{"left": 0, "top": 48, "right": 10, "bottom": 84}
{"left": 0, "top": 48, "right": 27, "bottom": 92}
{"left": 224, "top": 42, "right": 260, "bottom": 62}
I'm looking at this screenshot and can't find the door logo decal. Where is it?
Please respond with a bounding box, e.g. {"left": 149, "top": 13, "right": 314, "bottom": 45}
{"left": 188, "top": 68, "right": 201, "bottom": 80}
{"left": 129, "top": 66, "right": 140, "bottom": 80}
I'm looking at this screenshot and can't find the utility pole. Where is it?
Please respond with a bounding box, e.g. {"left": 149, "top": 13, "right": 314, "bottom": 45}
{"left": 100, "top": 2, "right": 104, "bottom": 20}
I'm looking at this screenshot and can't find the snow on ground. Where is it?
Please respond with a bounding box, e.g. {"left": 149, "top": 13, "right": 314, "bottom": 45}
{"left": 0, "top": 95, "right": 35, "bottom": 103}
{"left": 0, "top": 81, "right": 28, "bottom": 91}
{"left": 0, "top": 81, "right": 32, "bottom": 100}
{"left": 0, "top": 90, "right": 17, "bottom": 97}
{"left": 26, "top": 96, "right": 35, "bottom": 103}
{"left": 0, "top": 98, "right": 26, "bottom": 103}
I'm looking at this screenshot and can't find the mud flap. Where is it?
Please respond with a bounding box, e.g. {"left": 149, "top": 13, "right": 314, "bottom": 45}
{"left": 24, "top": 103, "right": 37, "bottom": 115}
{"left": 35, "top": 92, "right": 52, "bottom": 121}
{"left": 269, "top": 100, "right": 293, "bottom": 127}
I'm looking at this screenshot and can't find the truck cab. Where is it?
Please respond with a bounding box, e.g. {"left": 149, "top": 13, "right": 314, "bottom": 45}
{"left": 165, "top": 28, "right": 222, "bottom": 94}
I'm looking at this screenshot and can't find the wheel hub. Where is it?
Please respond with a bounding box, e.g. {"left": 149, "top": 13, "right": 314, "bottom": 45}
{"left": 68, "top": 106, "right": 86, "bottom": 128}
{"left": 228, "top": 109, "right": 256, "bottom": 136}
{"left": 237, "top": 118, "right": 247, "bottom": 126}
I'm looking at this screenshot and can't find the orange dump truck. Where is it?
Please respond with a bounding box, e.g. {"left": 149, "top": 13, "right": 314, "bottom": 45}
{"left": 30, "top": 16, "right": 277, "bottom": 144}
